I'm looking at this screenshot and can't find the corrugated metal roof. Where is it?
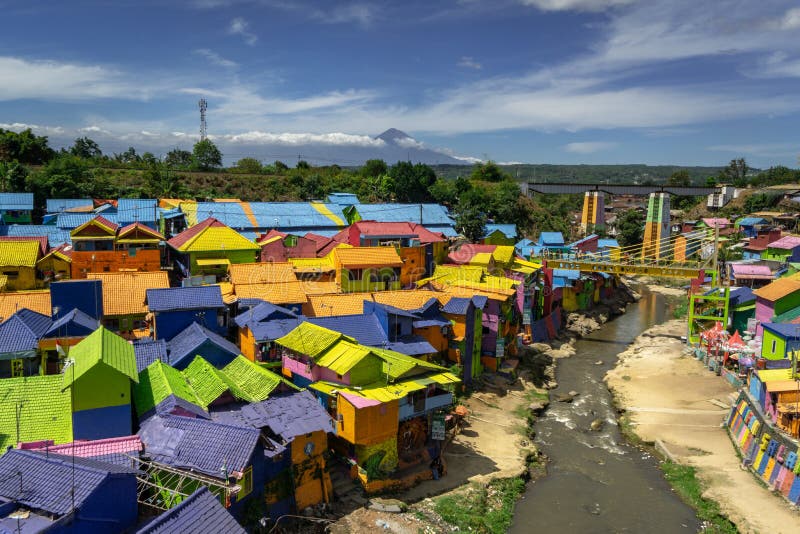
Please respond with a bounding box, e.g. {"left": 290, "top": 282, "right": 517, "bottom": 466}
{"left": 728, "top": 286, "right": 755, "bottom": 307}
{"left": 0, "top": 375, "right": 73, "bottom": 451}
{"left": 0, "top": 313, "right": 47, "bottom": 353}
{"left": 117, "top": 222, "right": 164, "bottom": 242}
{"left": 484, "top": 224, "right": 517, "bottom": 239}
{"left": 0, "top": 192, "right": 33, "bottom": 211}
{"left": 221, "top": 355, "right": 293, "bottom": 401}
{"left": 167, "top": 322, "right": 241, "bottom": 368}
{"left": 117, "top": 198, "right": 158, "bottom": 225}
{"left": 753, "top": 278, "right": 800, "bottom": 302}
{"left": 730, "top": 264, "right": 773, "bottom": 277}
{"left": 63, "top": 326, "right": 138, "bottom": 388}
{"left": 352, "top": 204, "right": 455, "bottom": 226}
{"left": 57, "top": 212, "right": 118, "bottom": 231}
{"left": 334, "top": 246, "right": 403, "bottom": 268}
{"left": 240, "top": 390, "right": 335, "bottom": 440}
{"left": 537, "top": 232, "right": 565, "bottom": 246}
{"left": 762, "top": 322, "right": 800, "bottom": 339}
{"left": 88, "top": 271, "right": 170, "bottom": 317}
{"left": 736, "top": 217, "right": 768, "bottom": 227}
{"left": 44, "top": 307, "right": 99, "bottom": 338}
{"left": 277, "top": 322, "right": 348, "bottom": 357}
{"left": 178, "top": 226, "right": 259, "bottom": 253}
{"left": 768, "top": 235, "right": 800, "bottom": 250}
{"left": 308, "top": 313, "right": 389, "bottom": 347}
{"left": 0, "top": 240, "right": 40, "bottom": 267}
{"left": 138, "top": 415, "right": 259, "bottom": 478}
{"left": 182, "top": 356, "right": 242, "bottom": 406}
{"left": 134, "top": 339, "right": 168, "bottom": 372}
{"left": 46, "top": 198, "right": 93, "bottom": 213}
{"left": 0, "top": 449, "right": 133, "bottom": 516}
{"left": 146, "top": 286, "right": 224, "bottom": 312}
{"left": 0, "top": 225, "right": 71, "bottom": 247}
{"left": 137, "top": 487, "right": 245, "bottom": 534}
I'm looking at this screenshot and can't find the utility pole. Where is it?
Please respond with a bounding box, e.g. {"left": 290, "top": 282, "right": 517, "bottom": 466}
{"left": 198, "top": 99, "right": 208, "bottom": 141}
{"left": 711, "top": 221, "right": 720, "bottom": 286}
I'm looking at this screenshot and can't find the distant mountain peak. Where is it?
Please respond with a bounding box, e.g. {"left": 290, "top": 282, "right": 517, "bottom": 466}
{"left": 376, "top": 128, "right": 413, "bottom": 143}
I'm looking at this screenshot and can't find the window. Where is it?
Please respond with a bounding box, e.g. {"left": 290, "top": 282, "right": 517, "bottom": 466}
{"left": 2, "top": 271, "right": 18, "bottom": 280}
{"left": 771, "top": 339, "right": 777, "bottom": 354}
{"left": 237, "top": 466, "right": 253, "bottom": 499}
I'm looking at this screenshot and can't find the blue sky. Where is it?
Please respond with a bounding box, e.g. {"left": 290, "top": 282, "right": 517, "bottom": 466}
{"left": 1, "top": 0, "right": 799, "bottom": 168}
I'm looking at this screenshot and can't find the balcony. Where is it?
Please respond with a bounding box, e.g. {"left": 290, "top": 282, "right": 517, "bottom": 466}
{"left": 398, "top": 390, "right": 453, "bottom": 421}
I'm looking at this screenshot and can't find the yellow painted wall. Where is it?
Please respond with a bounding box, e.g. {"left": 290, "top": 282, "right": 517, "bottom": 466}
{"left": 1, "top": 266, "right": 37, "bottom": 290}
{"left": 355, "top": 435, "right": 398, "bottom": 473}
{"left": 562, "top": 287, "right": 578, "bottom": 312}
{"left": 337, "top": 395, "right": 398, "bottom": 446}
{"left": 239, "top": 327, "right": 256, "bottom": 361}
{"left": 37, "top": 257, "right": 71, "bottom": 281}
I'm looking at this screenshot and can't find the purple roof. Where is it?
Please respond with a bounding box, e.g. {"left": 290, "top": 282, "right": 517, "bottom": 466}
{"left": 768, "top": 235, "right": 800, "bottom": 250}
{"left": 762, "top": 322, "right": 800, "bottom": 339}
{"left": 145, "top": 286, "right": 224, "bottom": 312}
{"left": 307, "top": 313, "right": 389, "bottom": 346}
{"left": 137, "top": 487, "right": 245, "bottom": 534}
{"left": 0, "top": 449, "right": 135, "bottom": 516}
{"left": 730, "top": 264, "right": 773, "bottom": 276}
{"left": 240, "top": 390, "right": 335, "bottom": 442}
{"left": 166, "top": 322, "right": 241, "bottom": 368}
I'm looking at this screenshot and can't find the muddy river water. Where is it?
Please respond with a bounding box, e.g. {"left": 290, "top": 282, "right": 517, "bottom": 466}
{"left": 510, "top": 291, "right": 702, "bottom": 533}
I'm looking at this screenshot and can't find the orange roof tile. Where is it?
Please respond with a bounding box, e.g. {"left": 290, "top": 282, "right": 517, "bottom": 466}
{"left": 334, "top": 247, "right": 403, "bottom": 268}
{"left": 234, "top": 281, "right": 307, "bottom": 305}
{"left": 87, "top": 271, "right": 170, "bottom": 316}
{"left": 0, "top": 290, "right": 51, "bottom": 322}
{"left": 305, "top": 293, "right": 373, "bottom": 316}
{"left": 753, "top": 278, "right": 800, "bottom": 302}
{"left": 300, "top": 281, "right": 340, "bottom": 295}
{"left": 228, "top": 262, "right": 297, "bottom": 285}
{"left": 371, "top": 290, "right": 442, "bottom": 310}
{"left": 440, "top": 284, "right": 515, "bottom": 302}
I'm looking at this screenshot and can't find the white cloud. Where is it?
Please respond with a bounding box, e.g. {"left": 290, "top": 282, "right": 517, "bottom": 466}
{"left": 321, "top": 3, "right": 376, "bottom": 27}
{"left": 564, "top": 141, "right": 617, "bottom": 153}
{"left": 394, "top": 137, "right": 425, "bottom": 149}
{"left": 222, "top": 131, "right": 385, "bottom": 147}
{"left": 780, "top": 7, "right": 800, "bottom": 29}
{"left": 0, "top": 56, "right": 159, "bottom": 101}
{"left": 519, "top": 0, "right": 635, "bottom": 12}
{"left": 194, "top": 48, "right": 238, "bottom": 68}
{"left": 0, "top": 122, "right": 65, "bottom": 135}
{"left": 229, "top": 17, "right": 257, "bottom": 45}
{"left": 457, "top": 56, "right": 482, "bottom": 70}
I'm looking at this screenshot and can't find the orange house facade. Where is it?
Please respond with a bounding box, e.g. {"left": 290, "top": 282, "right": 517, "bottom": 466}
{"left": 70, "top": 217, "right": 163, "bottom": 279}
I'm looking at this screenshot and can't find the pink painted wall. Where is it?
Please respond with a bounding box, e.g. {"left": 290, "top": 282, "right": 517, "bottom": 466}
{"left": 282, "top": 355, "right": 351, "bottom": 385}
{"left": 755, "top": 297, "right": 774, "bottom": 336}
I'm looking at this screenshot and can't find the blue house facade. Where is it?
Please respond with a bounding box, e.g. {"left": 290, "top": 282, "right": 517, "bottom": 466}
{"left": 145, "top": 286, "right": 227, "bottom": 341}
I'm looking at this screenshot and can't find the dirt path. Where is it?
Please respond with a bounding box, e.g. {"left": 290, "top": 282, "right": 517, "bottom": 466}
{"left": 606, "top": 319, "right": 800, "bottom": 534}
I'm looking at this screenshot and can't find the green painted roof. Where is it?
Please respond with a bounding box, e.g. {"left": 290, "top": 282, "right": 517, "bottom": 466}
{"left": 371, "top": 347, "right": 448, "bottom": 380}
{"left": 772, "top": 304, "right": 800, "bottom": 324}
{"left": 222, "top": 355, "right": 296, "bottom": 402}
{"left": 63, "top": 326, "right": 138, "bottom": 389}
{"left": 276, "top": 322, "right": 351, "bottom": 358}
{"left": 0, "top": 375, "right": 72, "bottom": 452}
{"left": 183, "top": 356, "right": 245, "bottom": 406}
{"left": 315, "top": 340, "right": 375, "bottom": 375}
{"left": 134, "top": 360, "right": 205, "bottom": 416}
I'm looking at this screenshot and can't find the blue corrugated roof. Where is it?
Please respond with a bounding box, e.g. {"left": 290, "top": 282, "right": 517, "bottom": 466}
{"left": 138, "top": 415, "right": 259, "bottom": 478}
{"left": 484, "top": 224, "right": 517, "bottom": 239}
{"left": 117, "top": 198, "right": 158, "bottom": 226}
{"left": 762, "top": 322, "right": 800, "bottom": 339}
{"left": 0, "top": 192, "right": 33, "bottom": 211}
{"left": 552, "top": 269, "right": 580, "bottom": 280}
{"left": 44, "top": 308, "right": 98, "bottom": 338}
{"left": 0, "top": 311, "right": 51, "bottom": 353}
{"left": 56, "top": 212, "right": 118, "bottom": 230}
{"left": 308, "top": 313, "right": 389, "bottom": 346}
{"left": 598, "top": 238, "right": 620, "bottom": 248}
{"left": 516, "top": 238, "right": 534, "bottom": 248}
{"left": 134, "top": 339, "right": 168, "bottom": 372}
{"left": 537, "top": 232, "right": 565, "bottom": 246}
{"left": 137, "top": 487, "right": 245, "bottom": 534}
{"left": 240, "top": 390, "right": 335, "bottom": 440}
{"left": 326, "top": 192, "right": 360, "bottom": 205}
{"left": 46, "top": 199, "right": 93, "bottom": 213}
{"left": 413, "top": 318, "right": 450, "bottom": 328}
{"left": 0, "top": 225, "right": 72, "bottom": 247}
{"left": 387, "top": 335, "right": 437, "bottom": 356}
{"left": 729, "top": 286, "right": 755, "bottom": 307}
{"left": 737, "top": 217, "right": 767, "bottom": 227}
{"left": 0, "top": 449, "right": 135, "bottom": 516}
{"left": 247, "top": 318, "right": 302, "bottom": 342}
{"left": 146, "top": 286, "right": 224, "bottom": 312}
{"left": 442, "top": 297, "right": 471, "bottom": 315}
{"left": 167, "top": 322, "right": 241, "bottom": 368}
{"left": 234, "top": 302, "right": 298, "bottom": 328}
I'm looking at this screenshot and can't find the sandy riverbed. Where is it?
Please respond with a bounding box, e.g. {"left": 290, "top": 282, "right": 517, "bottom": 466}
{"left": 606, "top": 319, "right": 800, "bottom": 534}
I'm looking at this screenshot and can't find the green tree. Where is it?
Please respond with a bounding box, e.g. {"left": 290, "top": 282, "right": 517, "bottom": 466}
{"left": 455, "top": 206, "right": 487, "bottom": 242}
{"left": 723, "top": 158, "right": 748, "bottom": 187}
{"left": 296, "top": 160, "right": 311, "bottom": 170}
{"left": 361, "top": 159, "right": 388, "bottom": 178}
{"left": 115, "top": 146, "right": 140, "bottom": 164}
{"left": 234, "top": 157, "right": 263, "bottom": 174}
{"left": 0, "top": 128, "right": 54, "bottom": 164}
{"left": 165, "top": 149, "right": 193, "bottom": 168}
{"left": 274, "top": 160, "right": 288, "bottom": 172}
{"left": 470, "top": 161, "right": 507, "bottom": 182}
{"left": 0, "top": 161, "right": 28, "bottom": 192}
{"left": 192, "top": 139, "right": 222, "bottom": 170}
{"left": 143, "top": 162, "right": 186, "bottom": 198}
{"left": 616, "top": 209, "right": 644, "bottom": 247}
{"left": 388, "top": 161, "right": 436, "bottom": 202}
{"left": 70, "top": 137, "right": 102, "bottom": 159}
{"left": 666, "top": 170, "right": 690, "bottom": 187}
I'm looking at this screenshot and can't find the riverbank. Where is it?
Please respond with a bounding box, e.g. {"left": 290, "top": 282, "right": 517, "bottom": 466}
{"left": 331, "top": 286, "right": 638, "bottom": 533}
{"left": 606, "top": 319, "right": 800, "bottom": 534}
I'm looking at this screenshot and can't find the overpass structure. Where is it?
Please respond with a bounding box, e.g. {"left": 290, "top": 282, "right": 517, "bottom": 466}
{"left": 520, "top": 182, "right": 719, "bottom": 196}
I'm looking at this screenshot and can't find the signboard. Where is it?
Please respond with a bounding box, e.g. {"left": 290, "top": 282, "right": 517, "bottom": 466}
{"left": 523, "top": 312, "right": 532, "bottom": 325}
{"left": 431, "top": 413, "right": 446, "bottom": 441}
{"left": 496, "top": 337, "right": 505, "bottom": 358}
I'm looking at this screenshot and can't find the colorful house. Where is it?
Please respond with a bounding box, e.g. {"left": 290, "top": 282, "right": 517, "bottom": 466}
{"left": 753, "top": 278, "right": 800, "bottom": 334}
{"left": 736, "top": 217, "right": 768, "bottom": 238}
{"left": 88, "top": 271, "right": 170, "bottom": 337}
{"left": 117, "top": 198, "right": 158, "bottom": 229}
{"left": 760, "top": 323, "right": 800, "bottom": 365}
{"left": 0, "top": 240, "right": 41, "bottom": 290}
{"left": 39, "top": 307, "right": 99, "bottom": 373}
{"left": 762, "top": 235, "right": 800, "bottom": 263}
{"left": 137, "top": 487, "right": 246, "bottom": 534}
{"left": 258, "top": 230, "right": 319, "bottom": 262}
{"left": 37, "top": 243, "right": 73, "bottom": 282}
{"left": 482, "top": 224, "right": 517, "bottom": 246}
{"left": 228, "top": 262, "right": 307, "bottom": 314}
{"left": 730, "top": 263, "right": 774, "bottom": 288}
{"left": 234, "top": 302, "right": 302, "bottom": 363}
{"left": 0, "top": 192, "right": 33, "bottom": 224}
{"left": 0, "top": 449, "right": 138, "bottom": 533}
{"left": 743, "top": 229, "right": 783, "bottom": 260}
{"left": 597, "top": 238, "right": 621, "bottom": 261}
{"left": 166, "top": 321, "right": 241, "bottom": 369}
{"left": 145, "top": 285, "right": 227, "bottom": 341}
{"left": 0, "top": 308, "right": 51, "bottom": 377}
{"left": 70, "top": 216, "right": 163, "bottom": 279}
{"left": 137, "top": 415, "right": 265, "bottom": 517}
{"left": 333, "top": 247, "right": 403, "bottom": 292}
{"left": 62, "top": 326, "right": 139, "bottom": 440}
{"left": 441, "top": 296, "right": 486, "bottom": 383}
{"left": 0, "top": 375, "right": 73, "bottom": 452}
{"left": 728, "top": 287, "right": 756, "bottom": 334}
{"left": 166, "top": 217, "right": 260, "bottom": 281}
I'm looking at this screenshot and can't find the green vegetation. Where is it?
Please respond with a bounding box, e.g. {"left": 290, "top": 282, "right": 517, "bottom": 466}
{"left": 672, "top": 300, "right": 689, "bottom": 319}
{"left": 659, "top": 461, "right": 738, "bottom": 534}
{"left": 616, "top": 209, "right": 645, "bottom": 247}
{"left": 434, "top": 478, "right": 525, "bottom": 534}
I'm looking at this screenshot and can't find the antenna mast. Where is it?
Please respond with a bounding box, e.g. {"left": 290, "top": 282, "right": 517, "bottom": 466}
{"left": 198, "top": 98, "right": 208, "bottom": 141}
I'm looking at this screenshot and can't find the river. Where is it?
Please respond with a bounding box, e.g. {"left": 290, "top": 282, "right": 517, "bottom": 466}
{"left": 510, "top": 290, "right": 702, "bottom": 533}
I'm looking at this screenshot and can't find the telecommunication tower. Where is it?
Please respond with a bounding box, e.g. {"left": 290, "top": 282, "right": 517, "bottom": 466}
{"left": 198, "top": 98, "right": 208, "bottom": 141}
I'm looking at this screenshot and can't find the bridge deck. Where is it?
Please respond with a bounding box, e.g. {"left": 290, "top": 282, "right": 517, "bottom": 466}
{"left": 545, "top": 259, "right": 705, "bottom": 279}
{"left": 522, "top": 182, "right": 719, "bottom": 196}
